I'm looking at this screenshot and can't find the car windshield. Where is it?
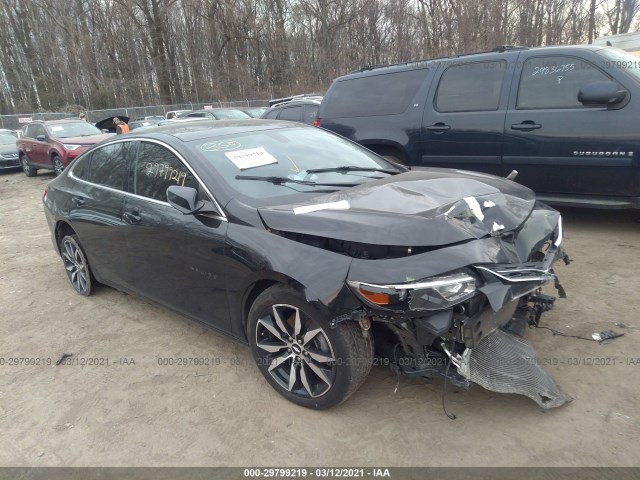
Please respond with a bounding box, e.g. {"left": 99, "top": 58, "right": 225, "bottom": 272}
{"left": 596, "top": 48, "right": 640, "bottom": 83}
{"left": 213, "top": 109, "right": 251, "bottom": 120}
{"left": 0, "top": 133, "right": 16, "bottom": 145}
{"left": 48, "top": 122, "right": 102, "bottom": 138}
{"left": 192, "top": 126, "right": 401, "bottom": 200}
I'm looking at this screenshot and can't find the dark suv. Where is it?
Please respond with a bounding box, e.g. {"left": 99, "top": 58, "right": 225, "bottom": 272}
{"left": 318, "top": 45, "right": 640, "bottom": 209}
{"left": 17, "top": 120, "right": 110, "bottom": 177}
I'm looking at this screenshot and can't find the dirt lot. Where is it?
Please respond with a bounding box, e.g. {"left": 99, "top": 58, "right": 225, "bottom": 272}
{"left": 0, "top": 169, "right": 638, "bottom": 467}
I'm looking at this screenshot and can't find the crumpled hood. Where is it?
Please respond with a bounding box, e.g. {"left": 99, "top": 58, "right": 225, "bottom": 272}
{"left": 257, "top": 169, "right": 537, "bottom": 247}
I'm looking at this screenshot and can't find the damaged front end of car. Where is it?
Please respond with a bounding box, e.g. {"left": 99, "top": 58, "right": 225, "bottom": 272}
{"left": 259, "top": 170, "right": 572, "bottom": 408}
{"left": 345, "top": 204, "right": 571, "bottom": 409}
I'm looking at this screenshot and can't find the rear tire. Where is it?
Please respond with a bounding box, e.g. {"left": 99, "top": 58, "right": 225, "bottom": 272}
{"left": 248, "top": 285, "right": 373, "bottom": 409}
{"left": 59, "top": 234, "right": 93, "bottom": 296}
{"left": 21, "top": 155, "right": 37, "bottom": 177}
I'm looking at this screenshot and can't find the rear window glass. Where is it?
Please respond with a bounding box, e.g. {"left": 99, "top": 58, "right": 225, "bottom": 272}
{"left": 278, "top": 106, "right": 303, "bottom": 121}
{"left": 435, "top": 61, "right": 507, "bottom": 112}
{"left": 87, "top": 142, "right": 131, "bottom": 190}
{"left": 322, "top": 68, "right": 427, "bottom": 117}
{"left": 212, "top": 109, "right": 251, "bottom": 120}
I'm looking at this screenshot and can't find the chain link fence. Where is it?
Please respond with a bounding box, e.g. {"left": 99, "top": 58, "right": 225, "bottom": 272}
{"left": 0, "top": 99, "right": 269, "bottom": 130}
{"left": 0, "top": 112, "right": 76, "bottom": 131}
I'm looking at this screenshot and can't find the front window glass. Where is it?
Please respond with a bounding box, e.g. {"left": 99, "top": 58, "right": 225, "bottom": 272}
{"left": 47, "top": 122, "right": 102, "bottom": 138}
{"left": 517, "top": 56, "right": 612, "bottom": 109}
{"left": 134, "top": 142, "right": 199, "bottom": 202}
{"left": 191, "top": 126, "right": 400, "bottom": 200}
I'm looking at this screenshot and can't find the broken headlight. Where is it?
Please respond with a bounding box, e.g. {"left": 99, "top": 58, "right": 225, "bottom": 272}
{"left": 348, "top": 272, "right": 477, "bottom": 311}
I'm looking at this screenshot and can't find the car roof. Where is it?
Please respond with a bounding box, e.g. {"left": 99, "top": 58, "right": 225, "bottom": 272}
{"left": 341, "top": 44, "right": 608, "bottom": 79}
{"left": 124, "top": 119, "right": 301, "bottom": 142}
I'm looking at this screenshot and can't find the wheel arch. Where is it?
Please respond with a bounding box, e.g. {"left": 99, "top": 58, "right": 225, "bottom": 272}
{"left": 54, "top": 220, "right": 76, "bottom": 254}
{"left": 239, "top": 273, "right": 307, "bottom": 339}
{"left": 360, "top": 142, "right": 408, "bottom": 163}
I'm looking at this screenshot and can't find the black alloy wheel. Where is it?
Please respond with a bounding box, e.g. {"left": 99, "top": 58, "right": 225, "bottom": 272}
{"left": 248, "top": 285, "right": 373, "bottom": 409}
{"left": 60, "top": 234, "right": 93, "bottom": 296}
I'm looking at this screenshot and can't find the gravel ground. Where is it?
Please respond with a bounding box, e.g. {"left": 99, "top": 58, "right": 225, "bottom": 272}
{"left": 0, "top": 169, "right": 638, "bottom": 467}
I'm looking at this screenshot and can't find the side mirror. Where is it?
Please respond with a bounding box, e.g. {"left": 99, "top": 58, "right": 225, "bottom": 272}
{"left": 167, "top": 186, "right": 205, "bottom": 215}
{"left": 101, "top": 129, "right": 109, "bottom": 133}
{"left": 36, "top": 134, "right": 47, "bottom": 141}
{"left": 578, "top": 81, "right": 627, "bottom": 106}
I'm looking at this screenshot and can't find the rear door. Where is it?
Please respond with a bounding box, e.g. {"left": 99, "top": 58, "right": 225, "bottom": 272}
{"left": 67, "top": 140, "right": 133, "bottom": 287}
{"left": 122, "top": 140, "right": 231, "bottom": 331}
{"left": 503, "top": 52, "right": 638, "bottom": 200}
{"left": 421, "top": 59, "right": 510, "bottom": 175}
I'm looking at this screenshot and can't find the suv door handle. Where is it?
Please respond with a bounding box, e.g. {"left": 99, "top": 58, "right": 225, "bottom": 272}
{"left": 71, "top": 196, "right": 85, "bottom": 207}
{"left": 426, "top": 123, "right": 451, "bottom": 132}
{"left": 123, "top": 211, "right": 142, "bottom": 225}
{"left": 511, "top": 121, "right": 542, "bottom": 131}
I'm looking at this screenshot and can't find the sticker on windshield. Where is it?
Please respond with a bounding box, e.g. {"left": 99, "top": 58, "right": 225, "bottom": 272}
{"left": 225, "top": 147, "right": 278, "bottom": 170}
{"left": 50, "top": 126, "right": 64, "bottom": 132}
{"left": 201, "top": 140, "right": 242, "bottom": 152}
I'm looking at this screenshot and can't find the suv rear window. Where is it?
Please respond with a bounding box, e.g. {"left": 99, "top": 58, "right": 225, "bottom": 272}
{"left": 435, "top": 61, "right": 507, "bottom": 112}
{"left": 323, "top": 68, "right": 427, "bottom": 117}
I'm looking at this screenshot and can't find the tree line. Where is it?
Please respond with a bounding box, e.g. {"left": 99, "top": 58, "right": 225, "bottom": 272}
{"left": 0, "top": 0, "right": 639, "bottom": 114}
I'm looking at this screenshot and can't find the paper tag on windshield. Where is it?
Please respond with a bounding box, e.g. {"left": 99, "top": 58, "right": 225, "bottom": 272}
{"left": 50, "top": 126, "right": 64, "bottom": 132}
{"left": 225, "top": 147, "right": 277, "bottom": 170}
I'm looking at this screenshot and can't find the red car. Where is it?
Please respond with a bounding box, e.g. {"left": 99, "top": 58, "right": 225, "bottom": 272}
{"left": 17, "top": 120, "right": 110, "bottom": 177}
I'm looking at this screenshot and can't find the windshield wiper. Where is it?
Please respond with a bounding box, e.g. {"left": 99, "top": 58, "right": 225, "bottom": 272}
{"left": 235, "top": 175, "right": 359, "bottom": 187}
{"left": 305, "top": 166, "right": 401, "bottom": 175}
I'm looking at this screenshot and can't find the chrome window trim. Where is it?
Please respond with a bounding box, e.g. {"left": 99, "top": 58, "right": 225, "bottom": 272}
{"left": 68, "top": 137, "right": 228, "bottom": 221}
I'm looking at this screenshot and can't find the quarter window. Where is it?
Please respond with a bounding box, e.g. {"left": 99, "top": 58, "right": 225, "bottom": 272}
{"left": 517, "top": 56, "right": 612, "bottom": 109}
{"left": 322, "top": 68, "right": 428, "bottom": 117}
{"left": 134, "top": 142, "right": 198, "bottom": 202}
{"left": 87, "top": 142, "right": 131, "bottom": 190}
{"left": 435, "top": 61, "right": 507, "bottom": 112}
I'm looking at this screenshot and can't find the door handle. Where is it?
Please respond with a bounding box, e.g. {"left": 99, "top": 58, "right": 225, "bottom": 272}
{"left": 71, "top": 196, "right": 85, "bottom": 207}
{"left": 123, "top": 211, "right": 142, "bottom": 225}
{"left": 426, "top": 123, "right": 451, "bottom": 132}
{"left": 511, "top": 121, "right": 542, "bottom": 131}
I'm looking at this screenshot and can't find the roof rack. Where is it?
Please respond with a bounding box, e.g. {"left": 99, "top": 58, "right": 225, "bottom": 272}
{"left": 268, "top": 93, "right": 324, "bottom": 107}
{"left": 354, "top": 45, "right": 531, "bottom": 73}
{"left": 492, "top": 45, "right": 529, "bottom": 52}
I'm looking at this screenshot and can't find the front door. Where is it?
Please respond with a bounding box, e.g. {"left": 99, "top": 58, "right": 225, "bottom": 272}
{"left": 122, "top": 140, "right": 231, "bottom": 331}
{"left": 503, "top": 53, "right": 639, "bottom": 199}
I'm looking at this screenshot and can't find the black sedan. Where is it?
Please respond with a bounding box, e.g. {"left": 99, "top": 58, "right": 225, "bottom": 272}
{"left": 43, "top": 120, "right": 570, "bottom": 409}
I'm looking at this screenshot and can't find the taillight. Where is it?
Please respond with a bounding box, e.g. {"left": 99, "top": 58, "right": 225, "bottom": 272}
{"left": 42, "top": 186, "right": 48, "bottom": 203}
{"left": 313, "top": 118, "right": 321, "bottom": 127}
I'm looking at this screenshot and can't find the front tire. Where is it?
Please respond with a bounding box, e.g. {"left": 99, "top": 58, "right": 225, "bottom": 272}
{"left": 248, "top": 286, "right": 373, "bottom": 409}
{"left": 59, "top": 234, "right": 93, "bottom": 296}
{"left": 21, "top": 155, "right": 37, "bottom": 177}
{"left": 52, "top": 155, "right": 64, "bottom": 176}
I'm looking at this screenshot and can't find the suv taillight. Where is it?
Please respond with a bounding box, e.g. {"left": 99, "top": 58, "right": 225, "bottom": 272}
{"left": 42, "top": 186, "right": 48, "bottom": 203}
{"left": 313, "top": 118, "right": 321, "bottom": 127}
